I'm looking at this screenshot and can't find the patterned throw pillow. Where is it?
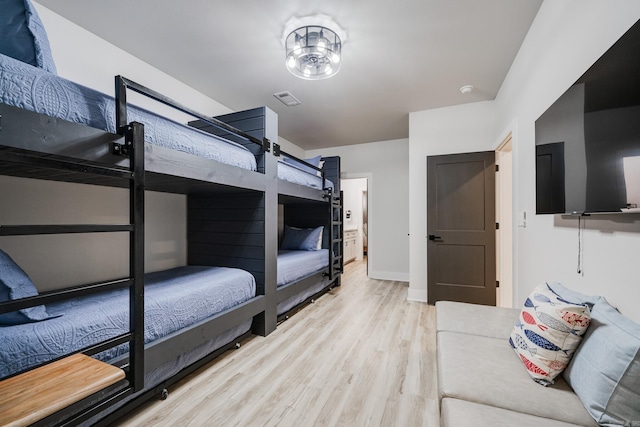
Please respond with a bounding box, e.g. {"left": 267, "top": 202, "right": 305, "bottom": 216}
{"left": 509, "top": 283, "right": 591, "bottom": 385}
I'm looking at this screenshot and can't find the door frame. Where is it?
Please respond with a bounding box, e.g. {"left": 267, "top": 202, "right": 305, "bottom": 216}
{"left": 342, "top": 172, "right": 372, "bottom": 276}
{"left": 496, "top": 133, "right": 514, "bottom": 308}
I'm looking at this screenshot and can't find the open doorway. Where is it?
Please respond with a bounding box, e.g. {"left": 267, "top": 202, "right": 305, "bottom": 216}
{"left": 362, "top": 189, "right": 368, "bottom": 256}
{"left": 340, "top": 177, "right": 369, "bottom": 270}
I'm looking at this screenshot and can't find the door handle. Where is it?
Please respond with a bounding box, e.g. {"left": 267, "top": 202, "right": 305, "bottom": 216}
{"left": 428, "top": 234, "right": 442, "bottom": 241}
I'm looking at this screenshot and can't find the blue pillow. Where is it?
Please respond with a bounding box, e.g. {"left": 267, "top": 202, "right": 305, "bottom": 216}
{"left": 283, "top": 155, "right": 322, "bottom": 176}
{"left": 0, "top": 249, "right": 56, "bottom": 325}
{"left": 281, "top": 225, "right": 323, "bottom": 251}
{"left": 562, "top": 298, "right": 640, "bottom": 425}
{"left": 546, "top": 282, "right": 602, "bottom": 309}
{"left": 0, "top": 0, "right": 57, "bottom": 73}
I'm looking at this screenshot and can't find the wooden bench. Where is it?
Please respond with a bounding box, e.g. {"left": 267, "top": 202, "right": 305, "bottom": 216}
{"left": 0, "top": 354, "right": 126, "bottom": 427}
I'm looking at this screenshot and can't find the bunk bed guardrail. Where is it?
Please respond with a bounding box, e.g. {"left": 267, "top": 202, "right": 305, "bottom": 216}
{"left": 273, "top": 143, "right": 331, "bottom": 194}
{"left": 113, "top": 76, "right": 271, "bottom": 157}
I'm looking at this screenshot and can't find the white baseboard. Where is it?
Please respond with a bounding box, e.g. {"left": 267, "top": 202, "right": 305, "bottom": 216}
{"left": 368, "top": 270, "right": 410, "bottom": 282}
{"left": 407, "top": 288, "right": 429, "bottom": 302}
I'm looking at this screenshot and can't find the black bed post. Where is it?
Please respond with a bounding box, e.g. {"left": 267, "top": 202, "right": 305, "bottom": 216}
{"left": 252, "top": 108, "right": 278, "bottom": 336}
{"left": 258, "top": 147, "right": 278, "bottom": 336}
{"left": 116, "top": 74, "right": 145, "bottom": 392}
{"left": 128, "top": 121, "right": 145, "bottom": 392}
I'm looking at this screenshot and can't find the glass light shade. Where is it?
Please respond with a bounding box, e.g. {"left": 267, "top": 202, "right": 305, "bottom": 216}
{"left": 285, "top": 25, "right": 342, "bottom": 80}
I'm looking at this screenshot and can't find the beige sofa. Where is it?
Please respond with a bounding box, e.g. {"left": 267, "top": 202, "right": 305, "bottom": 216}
{"left": 435, "top": 301, "right": 598, "bottom": 427}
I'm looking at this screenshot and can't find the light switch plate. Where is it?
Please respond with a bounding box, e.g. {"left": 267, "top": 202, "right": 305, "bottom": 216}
{"left": 517, "top": 211, "right": 526, "bottom": 228}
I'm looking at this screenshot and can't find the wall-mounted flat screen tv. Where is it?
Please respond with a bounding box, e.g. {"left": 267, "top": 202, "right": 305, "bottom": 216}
{"left": 535, "top": 19, "right": 640, "bottom": 215}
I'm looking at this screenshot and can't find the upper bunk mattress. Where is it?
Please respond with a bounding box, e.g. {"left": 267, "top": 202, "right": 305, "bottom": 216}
{"left": 277, "top": 249, "right": 329, "bottom": 287}
{"left": 0, "top": 53, "right": 257, "bottom": 171}
{"left": 278, "top": 161, "right": 334, "bottom": 191}
{"left": 0, "top": 265, "right": 256, "bottom": 378}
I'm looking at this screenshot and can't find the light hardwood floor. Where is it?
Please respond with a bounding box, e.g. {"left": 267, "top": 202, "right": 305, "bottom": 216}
{"left": 114, "top": 259, "right": 439, "bottom": 427}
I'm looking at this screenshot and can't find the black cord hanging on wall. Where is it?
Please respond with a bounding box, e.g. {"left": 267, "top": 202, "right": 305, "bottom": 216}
{"left": 577, "top": 216, "right": 584, "bottom": 275}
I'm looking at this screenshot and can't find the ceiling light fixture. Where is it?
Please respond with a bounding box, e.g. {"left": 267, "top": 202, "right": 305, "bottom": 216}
{"left": 283, "top": 15, "right": 345, "bottom": 80}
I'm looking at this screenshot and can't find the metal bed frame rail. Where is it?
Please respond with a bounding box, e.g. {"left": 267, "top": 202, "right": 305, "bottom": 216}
{"left": 273, "top": 145, "right": 332, "bottom": 192}
{"left": 114, "top": 75, "right": 271, "bottom": 155}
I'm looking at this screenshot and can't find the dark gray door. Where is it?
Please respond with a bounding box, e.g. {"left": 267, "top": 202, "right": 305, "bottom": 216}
{"left": 427, "top": 151, "right": 496, "bottom": 306}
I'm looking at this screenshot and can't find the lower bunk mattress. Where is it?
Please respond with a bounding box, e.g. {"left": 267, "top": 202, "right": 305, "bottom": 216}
{"left": 278, "top": 161, "right": 335, "bottom": 191}
{"left": 0, "top": 53, "right": 257, "bottom": 171}
{"left": 0, "top": 265, "right": 256, "bottom": 380}
{"left": 277, "top": 249, "right": 331, "bottom": 315}
{"left": 277, "top": 249, "right": 329, "bottom": 287}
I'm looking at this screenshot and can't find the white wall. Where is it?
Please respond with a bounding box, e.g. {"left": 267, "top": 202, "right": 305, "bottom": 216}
{"left": 408, "top": 101, "right": 498, "bottom": 301}
{"left": 307, "top": 139, "right": 410, "bottom": 281}
{"left": 408, "top": 0, "right": 640, "bottom": 322}
{"left": 495, "top": 0, "right": 640, "bottom": 321}
{"left": 35, "top": 3, "right": 232, "bottom": 121}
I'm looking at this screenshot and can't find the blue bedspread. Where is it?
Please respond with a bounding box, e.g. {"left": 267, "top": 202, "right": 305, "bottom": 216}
{"left": 277, "top": 249, "right": 330, "bottom": 315}
{"left": 0, "top": 53, "right": 257, "bottom": 171}
{"left": 278, "top": 161, "right": 335, "bottom": 191}
{"left": 277, "top": 249, "right": 329, "bottom": 287}
{"left": 0, "top": 266, "right": 256, "bottom": 378}
{"left": 277, "top": 277, "right": 330, "bottom": 315}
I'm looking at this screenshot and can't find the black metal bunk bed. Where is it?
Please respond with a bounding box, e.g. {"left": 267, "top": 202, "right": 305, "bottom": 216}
{"left": 274, "top": 149, "right": 343, "bottom": 321}
{"left": 0, "top": 73, "right": 274, "bottom": 425}
{"left": 190, "top": 114, "right": 344, "bottom": 323}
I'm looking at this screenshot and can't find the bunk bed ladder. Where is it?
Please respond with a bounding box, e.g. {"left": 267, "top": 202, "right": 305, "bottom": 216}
{"left": 0, "top": 122, "right": 145, "bottom": 426}
{"left": 329, "top": 191, "right": 344, "bottom": 282}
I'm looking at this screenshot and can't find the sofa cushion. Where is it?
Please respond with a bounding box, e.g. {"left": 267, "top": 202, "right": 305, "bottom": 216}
{"left": 510, "top": 284, "right": 591, "bottom": 385}
{"left": 563, "top": 298, "right": 640, "bottom": 426}
{"left": 435, "top": 301, "right": 520, "bottom": 339}
{"left": 441, "top": 398, "right": 589, "bottom": 427}
{"left": 437, "top": 331, "right": 598, "bottom": 426}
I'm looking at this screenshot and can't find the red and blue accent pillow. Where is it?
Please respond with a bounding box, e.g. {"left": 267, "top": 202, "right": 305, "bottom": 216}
{"left": 509, "top": 283, "right": 591, "bottom": 385}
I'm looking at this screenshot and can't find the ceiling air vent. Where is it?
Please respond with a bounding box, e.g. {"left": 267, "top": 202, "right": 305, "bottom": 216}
{"left": 273, "top": 91, "right": 301, "bottom": 107}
